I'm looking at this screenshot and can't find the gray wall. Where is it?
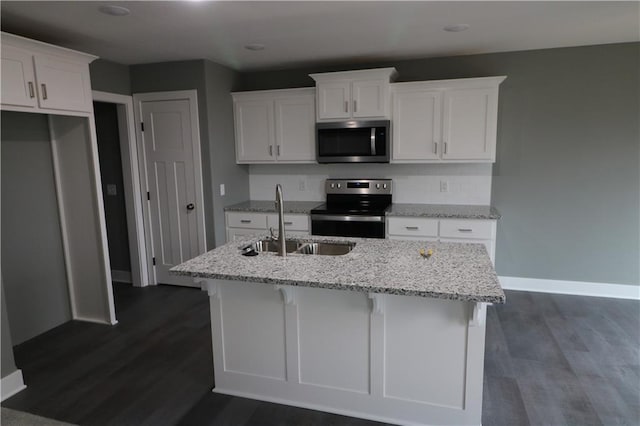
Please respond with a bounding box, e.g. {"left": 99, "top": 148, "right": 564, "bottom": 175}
{"left": 1, "top": 280, "right": 18, "bottom": 378}
{"left": 239, "top": 43, "right": 640, "bottom": 286}
{"left": 130, "top": 60, "right": 249, "bottom": 249}
{"left": 90, "top": 59, "right": 131, "bottom": 95}
{"left": 1, "top": 112, "right": 72, "bottom": 345}
{"left": 94, "top": 102, "right": 131, "bottom": 273}
{"left": 204, "top": 60, "right": 250, "bottom": 247}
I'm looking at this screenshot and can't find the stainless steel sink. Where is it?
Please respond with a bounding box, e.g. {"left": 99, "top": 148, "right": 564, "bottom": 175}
{"left": 295, "top": 242, "right": 355, "bottom": 256}
{"left": 241, "top": 239, "right": 355, "bottom": 256}
{"left": 243, "top": 239, "right": 302, "bottom": 254}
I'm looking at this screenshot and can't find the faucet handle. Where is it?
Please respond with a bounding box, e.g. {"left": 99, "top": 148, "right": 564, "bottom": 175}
{"left": 269, "top": 227, "right": 277, "bottom": 240}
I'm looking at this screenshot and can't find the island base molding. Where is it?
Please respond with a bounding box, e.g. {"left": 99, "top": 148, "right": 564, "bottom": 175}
{"left": 202, "top": 279, "right": 489, "bottom": 426}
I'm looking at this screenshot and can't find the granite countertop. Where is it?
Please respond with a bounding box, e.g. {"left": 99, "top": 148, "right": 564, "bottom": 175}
{"left": 225, "top": 200, "right": 322, "bottom": 214}
{"left": 226, "top": 200, "right": 500, "bottom": 220}
{"left": 386, "top": 204, "right": 501, "bottom": 220}
{"left": 171, "top": 235, "right": 505, "bottom": 304}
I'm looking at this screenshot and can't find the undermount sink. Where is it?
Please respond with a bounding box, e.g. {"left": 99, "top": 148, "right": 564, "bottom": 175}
{"left": 296, "top": 242, "right": 355, "bottom": 256}
{"left": 245, "top": 239, "right": 302, "bottom": 254}
{"left": 241, "top": 239, "right": 355, "bottom": 256}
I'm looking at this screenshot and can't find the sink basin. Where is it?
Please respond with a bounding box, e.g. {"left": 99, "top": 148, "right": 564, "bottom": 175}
{"left": 244, "top": 239, "right": 302, "bottom": 254}
{"left": 295, "top": 242, "right": 355, "bottom": 256}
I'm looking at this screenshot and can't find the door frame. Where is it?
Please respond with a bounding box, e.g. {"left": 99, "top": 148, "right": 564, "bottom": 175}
{"left": 92, "top": 90, "right": 149, "bottom": 287}
{"left": 132, "top": 90, "right": 206, "bottom": 285}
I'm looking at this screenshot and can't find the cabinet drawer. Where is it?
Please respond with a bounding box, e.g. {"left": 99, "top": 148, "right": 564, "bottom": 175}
{"left": 267, "top": 213, "right": 309, "bottom": 231}
{"left": 439, "top": 219, "right": 493, "bottom": 239}
{"left": 226, "top": 212, "right": 267, "bottom": 229}
{"left": 387, "top": 217, "right": 438, "bottom": 237}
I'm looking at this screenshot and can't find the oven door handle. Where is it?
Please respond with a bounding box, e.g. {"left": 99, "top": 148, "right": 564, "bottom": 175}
{"left": 311, "top": 214, "right": 384, "bottom": 223}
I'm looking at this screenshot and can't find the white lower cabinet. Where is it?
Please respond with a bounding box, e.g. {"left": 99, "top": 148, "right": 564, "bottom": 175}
{"left": 226, "top": 211, "right": 310, "bottom": 243}
{"left": 387, "top": 217, "right": 497, "bottom": 264}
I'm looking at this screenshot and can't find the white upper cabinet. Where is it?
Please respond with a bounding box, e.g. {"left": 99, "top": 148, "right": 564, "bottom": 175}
{"left": 310, "top": 68, "right": 397, "bottom": 121}
{"left": 391, "top": 76, "right": 505, "bottom": 163}
{"left": 233, "top": 88, "right": 316, "bottom": 164}
{"left": 1, "top": 32, "right": 96, "bottom": 115}
{"left": 1, "top": 44, "right": 38, "bottom": 109}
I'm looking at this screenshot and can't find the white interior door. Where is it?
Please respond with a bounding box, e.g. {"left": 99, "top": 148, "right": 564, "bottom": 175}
{"left": 135, "top": 91, "right": 205, "bottom": 287}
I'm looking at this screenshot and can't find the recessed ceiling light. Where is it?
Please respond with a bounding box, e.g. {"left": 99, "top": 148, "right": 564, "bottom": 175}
{"left": 443, "top": 24, "right": 470, "bottom": 32}
{"left": 245, "top": 43, "right": 265, "bottom": 51}
{"left": 99, "top": 5, "right": 130, "bottom": 17}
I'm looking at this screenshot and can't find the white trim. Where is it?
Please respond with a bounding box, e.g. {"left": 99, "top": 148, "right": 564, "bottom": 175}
{"left": 92, "top": 90, "right": 149, "bottom": 288}
{"left": 48, "top": 121, "right": 78, "bottom": 319}
{"left": 1, "top": 370, "right": 26, "bottom": 401}
{"left": 111, "top": 269, "right": 132, "bottom": 284}
{"left": 132, "top": 90, "right": 207, "bottom": 285}
{"left": 499, "top": 276, "right": 640, "bottom": 300}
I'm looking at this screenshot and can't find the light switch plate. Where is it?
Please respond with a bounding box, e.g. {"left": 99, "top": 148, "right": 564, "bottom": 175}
{"left": 440, "top": 180, "right": 449, "bottom": 193}
{"left": 220, "top": 184, "right": 225, "bottom": 196}
{"left": 106, "top": 184, "right": 117, "bottom": 196}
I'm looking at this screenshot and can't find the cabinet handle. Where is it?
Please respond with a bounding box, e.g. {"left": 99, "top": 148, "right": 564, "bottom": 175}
{"left": 41, "top": 83, "right": 48, "bottom": 100}
{"left": 277, "top": 145, "right": 280, "bottom": 156}
{"left": 240, "top": 219, "right": 252, "bottom": 223}
{"left": 434, "top": 142, "right": 438, "bottom": 154}
{"left": 269, "top": 145, "right": 273, "bottom": 156}
{"left": 405, "top": 226, "right": 419, "bottom": 230}
{"left": 284, "top": 221, "right": 293, "bottom": 225}
{"left": 353, "top": 100, "right": 357, "bottom": 112}
{"left": 344, "top": 101, "right": 349, "bottom": 113}
{"left": 28, "top": 82, "right": 35, "bottom": 98}
{"left": 444, "top": 142, "right": 448, "bottom": 154}
{"left": 458, "top": 228, "right": 473, "bottom": 232}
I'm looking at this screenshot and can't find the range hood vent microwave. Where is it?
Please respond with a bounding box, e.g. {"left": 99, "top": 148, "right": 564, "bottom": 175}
{"left": 316, "top": 120, "right": 390, "bottom": 163}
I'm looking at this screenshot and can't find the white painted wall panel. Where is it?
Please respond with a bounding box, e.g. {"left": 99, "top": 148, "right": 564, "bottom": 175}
{"left": 298, "top": 287, "right": 370, "bottom": 393}
{"left": 384, "top": 295, "right": 468, "bottom": 408}
{"left": 220, "top": 281, "right": 287, "bottom": 380}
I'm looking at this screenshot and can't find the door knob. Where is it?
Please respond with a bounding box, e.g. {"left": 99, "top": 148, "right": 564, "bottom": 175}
{"left": 186, "top": 203, "right": 195, "bottom": 211}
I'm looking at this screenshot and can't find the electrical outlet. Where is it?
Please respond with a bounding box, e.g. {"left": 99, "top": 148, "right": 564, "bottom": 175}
{"left": 440, "top": 180, "right": 449, "bottom": 193}
{"left": 106, "top": 184, "right": 117, "bottom": 196}
{"left": 220, "top": 184, "right": 225, "bottom": 196}
{"left": 298, "top": 179, "right": 306, "bottom": 191}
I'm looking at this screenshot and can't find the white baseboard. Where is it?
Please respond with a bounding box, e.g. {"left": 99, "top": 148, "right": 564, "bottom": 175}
{"left": 1, "top": 369, "right": 26, "bottom": 401}
{"left": 111, "top": 269, "right": 132, "bottom": 283}
{"left": 499, "top": 276, "right": 640, "bottom": 300}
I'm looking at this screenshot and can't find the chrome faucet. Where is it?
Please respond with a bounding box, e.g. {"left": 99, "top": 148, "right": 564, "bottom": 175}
{"left": 275, "top": 184, "right": 286, "bottom": 257}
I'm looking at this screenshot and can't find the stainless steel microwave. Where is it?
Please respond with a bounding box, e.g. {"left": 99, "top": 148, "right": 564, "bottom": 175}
{"left": 316, "top": 120, "right": 390, "bottom": 163}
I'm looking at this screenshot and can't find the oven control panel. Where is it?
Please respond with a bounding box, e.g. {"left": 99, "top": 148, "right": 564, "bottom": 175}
{"left": 325, "top": 179, "right": 392, "bottom": 195}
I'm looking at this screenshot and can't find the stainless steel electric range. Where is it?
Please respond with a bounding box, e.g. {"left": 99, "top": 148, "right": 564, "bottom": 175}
{"left": 310, "top": 179, "right": 392, "bottom": 239}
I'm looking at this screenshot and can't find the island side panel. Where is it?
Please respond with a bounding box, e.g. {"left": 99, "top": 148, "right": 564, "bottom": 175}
{"left": 202, "top": 279, "right": 487, "bottom": 426}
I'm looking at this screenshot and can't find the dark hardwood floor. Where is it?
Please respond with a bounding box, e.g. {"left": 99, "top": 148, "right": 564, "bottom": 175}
{"left": 3, "top": 283, "right": 639, "bottom": 425}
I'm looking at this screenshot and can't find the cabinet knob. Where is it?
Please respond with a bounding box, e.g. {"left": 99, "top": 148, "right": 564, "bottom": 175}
{"left": 28, "top": 82, "right": 35, "bottom": 98}
{"left": 269, "top": 145, "right": 273, "bottom": 156}
{"left": 186, "top": 203, "right": 195, "bottom": 211}
{"left": 41, "top": 83, "right": 48, "bottom": 100}
{"left": 344, "top": 101, "right": 349, "bottom": 113}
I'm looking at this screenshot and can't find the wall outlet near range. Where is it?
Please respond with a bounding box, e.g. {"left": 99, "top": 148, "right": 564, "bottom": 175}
{"left": 298, "top": 179, "right": 306, "bottom": 191}
{"left": 440, "top": 180, "right": 449, "bottom": 193}
{"left": 220, "top": 184, "right": 225, "bottom": 196}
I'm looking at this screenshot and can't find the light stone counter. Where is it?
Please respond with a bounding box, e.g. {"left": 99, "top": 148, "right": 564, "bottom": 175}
{"left": 386, "top": 203, "right": 501, "bottom": 219}
{"left": 224, "top": 200, "right": 323, "bottom": 214}
{"left": 171, "top": 234, "right": 505, "bottom": 304}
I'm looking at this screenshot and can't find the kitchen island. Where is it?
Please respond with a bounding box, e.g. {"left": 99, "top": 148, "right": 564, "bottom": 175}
{"left": 172, "top": 236, "right": 504, "bottom": 426}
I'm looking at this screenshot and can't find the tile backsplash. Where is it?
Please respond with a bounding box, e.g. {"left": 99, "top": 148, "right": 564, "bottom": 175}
{"left": 249, "top": 163, "right": 492, "bottom": 205}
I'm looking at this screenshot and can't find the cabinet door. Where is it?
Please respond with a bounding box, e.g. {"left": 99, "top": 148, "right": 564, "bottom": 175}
{"left": 234, "top": 99, "right": 276, "bottom": 163}
{"left": 33, "top": 54, "right": 92, "bottom": 112}
{"left": 392, "top": 89, "right": 442, "bottom": 161}
{"left": 442, "top": 88, "right": 497, "bottom": 161}
{"left": 352, "top": 79, "right": 388, "bottom": 118}
{"left": 274, "top": 94, "right": 316, "bottom": 162}
{"left": 316, "top": 81, "right": 350, "bottom": 120}
{"left": 1, "top": 45, "right": 37, "bottom": 109}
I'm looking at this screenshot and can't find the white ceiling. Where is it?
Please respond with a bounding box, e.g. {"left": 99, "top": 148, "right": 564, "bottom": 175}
{"left": 1, "top": 1, "right": 638, "bottom": 71}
